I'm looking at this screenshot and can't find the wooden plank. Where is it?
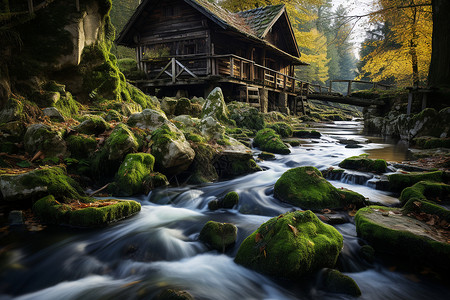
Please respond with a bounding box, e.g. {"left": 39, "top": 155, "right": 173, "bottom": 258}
{"left": 171, "top": 57, "right": 176, "bottom": 83}
{"left": 230, "top": 57, "right": 234, "bottom": 77}
{"left": 347, "top": 80, "right": 352, "bottom": 96}
{"left": 407, "top": 92, "right": 413, "bottom": 115}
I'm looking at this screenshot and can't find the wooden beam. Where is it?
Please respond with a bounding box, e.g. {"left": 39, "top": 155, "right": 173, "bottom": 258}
{"left": 347, "top": 80, "right": 353, "bottom": 96}
{"left": 171, "top": 57, "right": 176, "bottom": 83}
{"left": 76, "top": 0, "right": 80, "bottom": 12}
{"left": 28, "top": 0, "right": 34, "bottom": 15}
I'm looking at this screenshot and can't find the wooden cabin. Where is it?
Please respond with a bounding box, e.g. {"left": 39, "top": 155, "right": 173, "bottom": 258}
{"left": 116, "top": 0, "right": 309, "bottom": 114}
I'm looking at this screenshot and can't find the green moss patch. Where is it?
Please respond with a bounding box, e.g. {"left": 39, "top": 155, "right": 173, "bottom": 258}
{"left": 399, "top": 181, "right": 450, "bottom": 205}
{"left": 388, "top": 171, "right": 444, "bottom": 192}
{"left": 110, "top": 153, "right": 155, "bottom": 196}
{"left": 293, "top": 130, "right": 321, "bottom": 139}
{"left": 75, "top": 115, "right": 110, "bottom": 135}
{"left": 274, "top": 166, "right": 366, "bottom": 210}
{"left": 266, "top": 122, "right": 293, "bottom": 138}
{"left": 199, "top": 221, "right": 237, "bottom": 252}
{"left": 320, "top": 269, "right": 361, "bottom": 297}
{"left": 0, "top": 166, "right": 86, "bottom": 203}
{"left": 234, "top": 210, "right": 343, "bottom": 278}
{"left": 412, "top": 136, "right": 450, "bottom": 149}
{"left": 253, "top": 128, "right": 290, "bottom": 154}
{"left": 66, "top": 134, "right": 97, "bottom": 158}
{"left": 33, "top": 195, "right": 141, "bottom": 228}
{"left": 339, "top": 155, "right": 387, "bottom": 174}
{"left": 355, "top": 206, "right": 450, "bottom": 272}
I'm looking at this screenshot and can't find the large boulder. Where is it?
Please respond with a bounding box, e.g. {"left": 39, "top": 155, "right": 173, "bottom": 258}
{"left": 109, "top": 153, "right": 168, "bottom": 196}
{"left": 387, "top": 170, "right": 444, "bottom": 192}
{"left": 91, "top": 123, "right": 139, "bottom": 177}
{"left": 127, "top": 108, "right": 171, "bottom": 131}
{"left": 229, "top": 105, "right": 265, "bottom": 131}
{"left": 399, "top": 181, "right": 450, "bottom": 205}
{"left": 0, "top": 166, "right": 84, "bottom": 203}
{"left": 33, "top": 195, "right": 141, "bottom": 228}
{"left": 274, "top": 166, "right": 366, "bottom": 210}
{"left": 319, "top": 269, "right": 361, "bottom": 297}
{"left": 150, "top": 124, "right": 195, "bottom": 175}
{"left": 199, "top": 221, "right": 237, "bottom": 252}
{"left": 199, "top": 116, "right": 226, "bottom": 141}
{"left": 160, "top": 97, "right": 178, "bottom": 116}
{"left": 235, "top": 210, "right": 343, "bottom": 278}
{"left": 74, "top": 114, "right": 110, "bottom": 135}
{"left": 66, "top": 134, "right": 97, "bottom": 158}
{"left": 201, "top": 87, "right": 229, "bottom": 123}
{"left": 24, "top": 124, "right": 67, "bottom": 157}
{"left": 355, "top": 205, "right": 450, "bottom": 272}
{"left": 253, "top": 128, "right": 290, "bottom": 154}
{"left": 186, "top": 143, "right": 219, "bottom": 184}
{"left": 339, "top": 155, "right": 387, "bottom": 174}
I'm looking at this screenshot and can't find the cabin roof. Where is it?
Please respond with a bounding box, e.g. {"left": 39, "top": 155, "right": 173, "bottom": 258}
{"left": 116, "top": 0, "right": 306, "bottom": 64}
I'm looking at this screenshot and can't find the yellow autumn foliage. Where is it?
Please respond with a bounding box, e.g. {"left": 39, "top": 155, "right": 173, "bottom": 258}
{"left": 358, "top": 0, "right": 432, "bottom": 86}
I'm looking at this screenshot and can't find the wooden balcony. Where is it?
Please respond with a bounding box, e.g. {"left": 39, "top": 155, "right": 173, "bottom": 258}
{"left": 138, "top": 54, "right": 309, "bottom": 96}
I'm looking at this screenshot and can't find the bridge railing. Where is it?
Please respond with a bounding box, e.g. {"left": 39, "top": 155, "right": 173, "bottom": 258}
{"left": 329, "top": 80, "right": 393, "bottom": 96}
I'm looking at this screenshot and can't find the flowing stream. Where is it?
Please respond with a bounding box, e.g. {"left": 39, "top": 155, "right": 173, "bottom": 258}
{"left": 1, "top": 121, "right": 449, "bottom": 300}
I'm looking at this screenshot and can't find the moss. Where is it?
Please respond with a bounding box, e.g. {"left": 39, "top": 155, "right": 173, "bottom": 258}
{"left": 105, "top": 109, "right": 123, "bottom": 122}
{"left": 33, "top": 195, "right": 141, "bottom": 228}
{"left": 293, "top": 130, "right": 321, "bottom": 139}
{"left": 184, "top": 132, "right": 205, "bottom": 143}
{"left": 199, "top": 221, "right": 237, "bottom": 252}
{"left": 388, "top": 171, "right": 444, "bottom": 192}
{"left": 111, "top": 153, "right": 155, "bottom": 196}
{"left": 229, "top": 106, "right": 266, "bottom": 131}
{"left": 355, "top": 206, "right": 450, "bottom": 272}
{"left": 359, "top": 245, "right": 375, "bottom": 263}
{"left": 222, "top": 191, "right": 239, "bottom": 209}
{"left": 54, "top": 92, "right": 80, "bottom": 118}
{"left": 399, "top": 181, "right": 450, "bottom": 205}
{"left": 402, "top": 198, "right": 450, "bottom": 223}
{"left": 258, "top": 152, "right": 276, "bottom": 160}
{"left": 143, "top": 172, "right": 169, "bottom": 193}
{"left": 24, "top": 124, "right": 67, "bottom": 157}
{"left": 287, "top": 140, "right": 301, "bottom": 147}
{"left": 234, "top": 210, "right": 343, "bottom": 278}
{"left": 267, "top": 122, "right": 293, "bottom": 138}
{"left": 274, "top": 166, "right": 366, "bottom": 210}
{"left": 339, "top": 155, "right": 387, "bottom": 173}
{"left": 186, "top": 143, "right": 218, "bottom": 184}
{"left": 0, "top": 166, "right": 86, "bottom": 202}
{"left": 321, "top": 269, "right": 361, "bottom": 297}
{"left": 75, "top": 115, "right": 110, "bottom": 135}
{"left": 174, "top": 98, "right": 192, "bottom": 116}
{"left": 412, "top": 137, "right": 450, "bottom": 149}
{"left": 253, "top": 128, "right": 290, "bottom": 154}
{"left": 150, "top": 124, "right": 182, "bottom": 166}
{"left": 91, "top": 123, "right": 139, "bottom": 177}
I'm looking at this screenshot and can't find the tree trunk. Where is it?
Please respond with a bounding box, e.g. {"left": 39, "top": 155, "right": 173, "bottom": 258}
{"left": 428, "top": 0, "right": 450, "bottom": 88}
{"left": 410, "top": 6, "right": 419, "bottom": 87}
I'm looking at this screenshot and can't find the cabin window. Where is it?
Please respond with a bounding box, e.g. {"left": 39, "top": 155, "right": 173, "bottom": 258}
{"left": 184, "top": 44, "right": 196, "bottom": 55}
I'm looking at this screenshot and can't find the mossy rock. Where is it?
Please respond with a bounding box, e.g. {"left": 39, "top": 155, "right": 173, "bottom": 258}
{"left": 110, "top": 153, "right": 155, "bottom": 196}
{"left": 320, "top": 269, "right": 361, "bottom": 297}
{"left": 258, "top": 151, "right": 276, "bottom": 161}
{"left": 266, "top": 122, "right": 293, "bottom": 138}
{"left": 293, "top": 130, "right": 321, "bottom": 139}
{"left": 199, "top": 116, "right": 226, "bottom": 141}
{"left": 33, "top": 195, "right": 141, "bottom": 228}
{"left": 127, "top": 108, "right": 170, "bottom": 131}
{"left": 174, "top": 98, "right": 192, "bottom": 116}
{"left": 253, "top": 128, "right": 290, "bottom": 155}
{"left": 201, "top": 87, "right": 230, "bottom": 124}
{"left": 0, "top": 166, "right": 85, "bottom": 203}
{"left": 105, "top": 109, "right": 123, "bottom": 122}
{"left": 91, "top": 123, "right": 139, "bottom": 177}
{"left": 199, "top": 221, "right": 237, "bottom": 252}
{"left": 387, "top": 171, "right": 444, "bottom": 192}
{"left": 339, "top": 155, "right": 387, "bottom": 174}
{"left": 412, "top": 136, "right": 450, "bottom": 149}
{"left": 229, "top": 106, "right": 265, "bottom": 131}
{"left": 209, "top": 191, "right": 239, "bottom": 210}
{"left": 213, "top": 150, "right": 262, "bottom": 179}
{"left": 66, "top": 134, "right": 97, "bottom": 158}
{"left": 160, "top": 97, "right": 178, "bottom": 116}
{"left": 0, "top": 121, "right": 26, "bottom": 143}
{"left": 274, "top": 166, "right": 366, "bottom": 210}
{"left": 402, "top": 198, "right": 450, "bottom": 223}
{"left": 359, "top": 245, "right": 375, "bottom": 263}
{"left": 186, "top": 143, "right": 218, "bottom": 184}
{"left": 355, "top": 206, "right": 450, "bottom": 272}
{"left": 154, "top": 289, "right": 194, "bottom": 300}
{"left": 399, "top": 181, "right": 450, "bottom": 205}
{"left": 150, "top": 124, "right": 195, "bottom": 175}
{"left": 74, "top": 115, "right": 110, "bottom": 135}
{"left": 24, "top": 123, "right": 67, "bottom": 157}
{"left": 234, "top": 210, "right": 343, "bottom": 278}
{"left": 143, "top": 172, "right": 169, "bottom": 193}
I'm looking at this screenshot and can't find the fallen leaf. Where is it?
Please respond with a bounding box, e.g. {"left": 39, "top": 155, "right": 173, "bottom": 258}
{"left": 288, "top": 224, "right": 298, "bottom": 236}
{"left": 255, "top": 233, "right": 263, "bottom": 243}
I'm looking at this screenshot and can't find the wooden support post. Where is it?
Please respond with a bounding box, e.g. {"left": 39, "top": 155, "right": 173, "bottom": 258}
{"left": 347, "top": 80, "right": 353, "bottom": 96}
{"left": 76, "top": 0, "right": 80, "bottom": 11}
{"left": 250, "top": 62, "right": 254, "bottom": 82}
{"left": 422, "top": 92, "right": 427, "bottom": 110}
{"left": 329, "top": 81, "right": 332, "bottom": 93}
{"left": 171, "top": 57, "right": 176, "bottom": 83}
{"left": 407, "top": 90, "right": 413, "bottom": 115}
{"left": 28, "top": 0, "right": 34, "bottom": 15}
{"left": 283, "top": 75, "right": 286, "bottom": 90}
{"left": 230, "top": 57, "right": 234, "bottom": 77}
{"left": 240, "top": 60, "right": 244, "bottom": 80}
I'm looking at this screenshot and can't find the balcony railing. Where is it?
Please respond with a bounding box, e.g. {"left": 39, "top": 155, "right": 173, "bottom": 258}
{"left": 140, "top": 54, "right": 310, "bottom": 95}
